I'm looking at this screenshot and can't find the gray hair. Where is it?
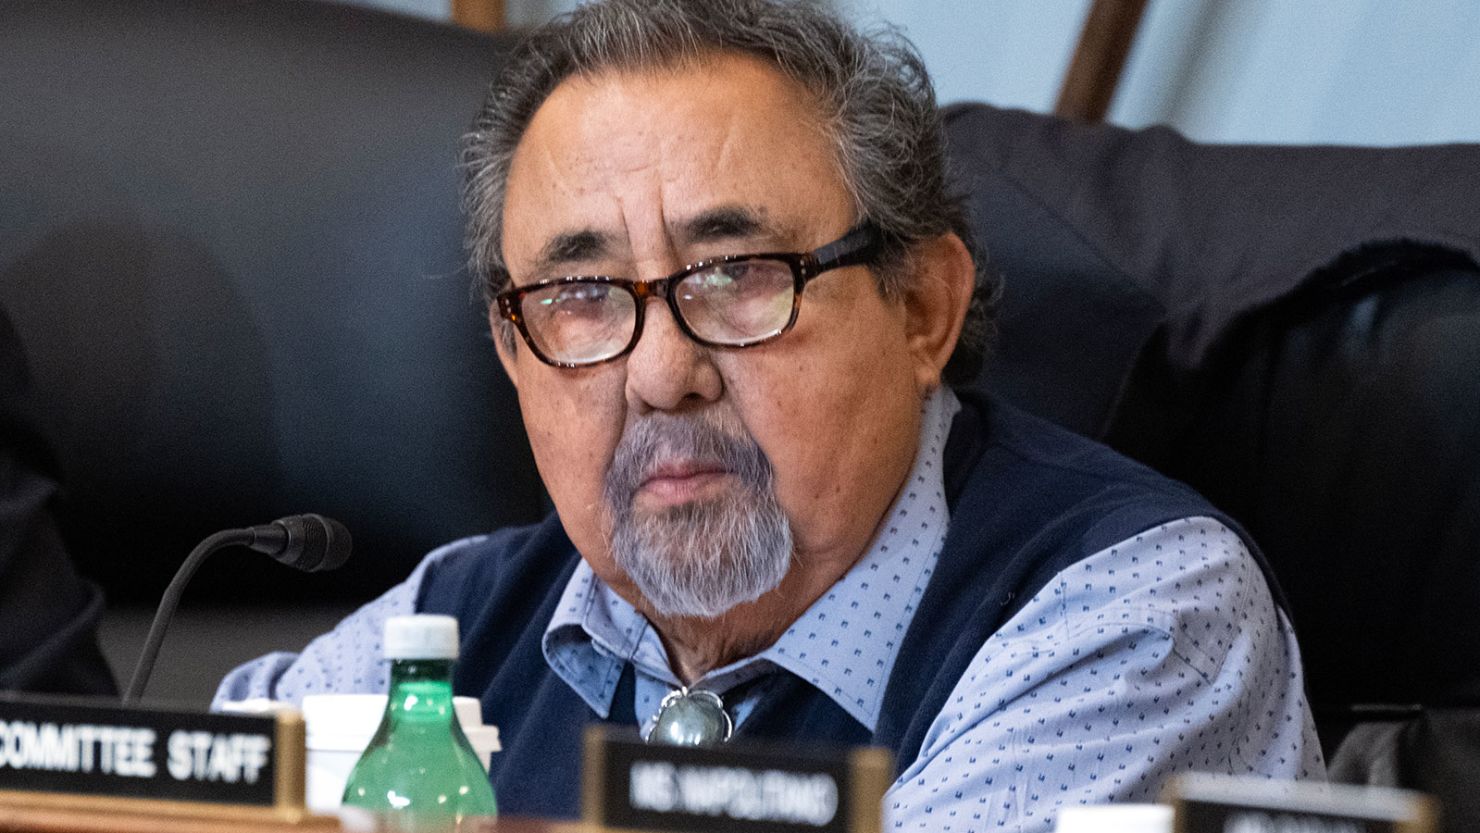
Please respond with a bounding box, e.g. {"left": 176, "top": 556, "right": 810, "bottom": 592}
{"left": 462, "top": 0, "right": 998, "bottom": 384}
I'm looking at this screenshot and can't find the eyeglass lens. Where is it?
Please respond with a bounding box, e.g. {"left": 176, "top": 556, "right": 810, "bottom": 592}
{"left": 519, "top": 258, "right": 797, "bottom": 364}
{"left": 674, "top": 260, "right": 795, "bottom": 344}
{"left": 521, "top": 282, "right": 637, "bottom": 366}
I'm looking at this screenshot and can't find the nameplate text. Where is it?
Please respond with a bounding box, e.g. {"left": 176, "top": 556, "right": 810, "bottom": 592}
{"left": 584, "top": 727, "right": 892, "bottom": 833}
{"left": 0, "top": 695, "right": 282, "bottom": 806}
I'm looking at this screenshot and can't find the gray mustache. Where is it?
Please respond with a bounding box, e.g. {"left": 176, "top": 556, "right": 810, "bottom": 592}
{"left": 603, "top": 414, "right": 774, "bottom": 512}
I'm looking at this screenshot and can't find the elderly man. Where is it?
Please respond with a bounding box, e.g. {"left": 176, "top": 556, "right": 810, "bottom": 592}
{"left": 217, "top": 0, "right": 1323, "bottom": 827}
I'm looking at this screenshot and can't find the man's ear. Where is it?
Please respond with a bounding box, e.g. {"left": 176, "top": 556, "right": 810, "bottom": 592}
{"left": 489, "top": 307, "right": 522, "bottom": 389}
{"left": 902, "top": 232, "right": 975, "bottom": 393}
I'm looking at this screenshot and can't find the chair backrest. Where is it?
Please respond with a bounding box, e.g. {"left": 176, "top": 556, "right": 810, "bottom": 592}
{"left": 946, "top": 103, "right": 1480, "bottom": 722}
{"left": 0, "top": 0, "right": 537, "bottom": 603}
{"left": 1114, "top": 250, "right": 1480, "bottom": 715}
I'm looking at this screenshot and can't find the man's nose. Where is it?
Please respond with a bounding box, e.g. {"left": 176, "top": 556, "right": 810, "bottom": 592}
{"left": 624, "top": 297, "right": 723, "bottom": 414}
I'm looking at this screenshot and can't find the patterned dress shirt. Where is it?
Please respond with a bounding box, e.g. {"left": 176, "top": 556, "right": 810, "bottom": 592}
{"left": 215, "top": 387, "right": 1323, "bottom": 831}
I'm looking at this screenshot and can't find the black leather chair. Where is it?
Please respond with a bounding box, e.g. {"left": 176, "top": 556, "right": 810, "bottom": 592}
{"left": 4, "top": 2, "right": 1479, "bottom": 800}
{"left": 945, "top": 106, "right": 1480, "bottom": 739}
{"left": 1, "top": 0, "right": 538, "bottom": 608}
{"left": 944, "top": 107, "right": 1480, "bottom": 830}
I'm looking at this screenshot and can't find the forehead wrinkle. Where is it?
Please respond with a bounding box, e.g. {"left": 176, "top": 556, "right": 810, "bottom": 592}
{"left": 708, "top": 98, "right": 744, "bottom": 179}
{"left": 618, "top": 180, "right": 677, "bottom": 282}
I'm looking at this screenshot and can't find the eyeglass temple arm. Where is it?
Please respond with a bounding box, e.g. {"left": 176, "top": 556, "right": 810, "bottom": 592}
{"left": 812, "top": 223, "right": 881, "bottom": 270}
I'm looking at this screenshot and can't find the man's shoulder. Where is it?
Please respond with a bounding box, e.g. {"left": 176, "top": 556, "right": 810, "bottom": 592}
{"left": 416, "top": 513, "right": 579, "bottom": 619}
{"left": 879, "top": 395, "right": 1273, "bottom": 758}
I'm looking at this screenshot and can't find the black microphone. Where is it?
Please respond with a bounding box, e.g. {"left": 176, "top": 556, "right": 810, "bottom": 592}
{"left": 122, "top": 514, "right": 352, "bottom": 703}
{"left": 243, "top": 514, "right": 353, "bottom": 573}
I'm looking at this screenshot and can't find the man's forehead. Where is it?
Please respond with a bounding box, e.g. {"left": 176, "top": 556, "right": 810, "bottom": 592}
{"left": 502, "top": 55, "right": 851, "bottom": 275}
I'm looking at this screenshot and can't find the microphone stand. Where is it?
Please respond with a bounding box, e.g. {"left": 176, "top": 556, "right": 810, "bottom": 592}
{"left": 123, "top": 527, "right": 252, "bottom": 703}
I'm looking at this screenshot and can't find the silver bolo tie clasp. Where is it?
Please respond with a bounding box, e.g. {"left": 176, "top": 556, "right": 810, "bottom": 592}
{"left": 649, "top": 687, "right": 734, "bottom": 747}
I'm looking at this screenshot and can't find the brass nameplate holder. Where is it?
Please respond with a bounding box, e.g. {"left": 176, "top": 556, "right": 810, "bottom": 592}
{"left": 0, "top": 693, "right": 327, "bottom": 826}
{"left": 1165, "top": 772, "right": 1438, "bottom": 833}
{"left": 583, "top": 725, "right": 892, "bottom": 833}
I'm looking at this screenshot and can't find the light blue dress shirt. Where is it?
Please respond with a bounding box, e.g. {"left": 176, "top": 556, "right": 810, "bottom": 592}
{"left": 216, "top": 387, "right": 1324, "bottom": 831}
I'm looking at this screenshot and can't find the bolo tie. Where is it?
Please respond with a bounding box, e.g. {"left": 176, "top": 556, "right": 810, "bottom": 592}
{"left": 649, "top": 686, "right": 733, "bottom": 747}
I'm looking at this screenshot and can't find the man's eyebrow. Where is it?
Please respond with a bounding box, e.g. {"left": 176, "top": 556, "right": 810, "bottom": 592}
{"left": 674, "top": 206, "right": 781, "bottom": 247}
{"left": 531, "top": 229, "right": 614, "bottom": 276}
{"left": 528, "top": 207, "right": 779, "bottom": 276}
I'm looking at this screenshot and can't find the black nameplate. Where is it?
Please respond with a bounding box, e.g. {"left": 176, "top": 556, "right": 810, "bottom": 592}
{"left": 584, "top": 727, "right": 892, "bottom": 833}
{"left": 0, "top": 694, "right": 280, "bottom": 806}
{"left": 1166, "top": 773, "right": 1437, "bottom": 833}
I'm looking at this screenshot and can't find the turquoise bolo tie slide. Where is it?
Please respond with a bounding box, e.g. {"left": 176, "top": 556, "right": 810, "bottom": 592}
{"left": 649, "top": 687, "right": 734, "bottom": 747}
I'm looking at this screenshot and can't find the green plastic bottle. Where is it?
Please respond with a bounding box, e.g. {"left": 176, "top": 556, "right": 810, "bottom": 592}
{"left": 342, "top": 614, "right": 497, "bottom": 831}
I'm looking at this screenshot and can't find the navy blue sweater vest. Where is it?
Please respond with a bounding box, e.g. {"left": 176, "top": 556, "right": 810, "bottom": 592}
{"left": 417, "top": 393, "right": 1276, "bottom": 818}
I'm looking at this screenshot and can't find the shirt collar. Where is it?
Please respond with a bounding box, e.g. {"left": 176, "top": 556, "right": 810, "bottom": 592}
{"left": 757, "top": 386, "right": 958, "bottom": 728}
{"left": 542, "top": 386, "right": 960, "bottom": 728}
{"left": 542, "top": 561, "right": 648, "bottom": 717}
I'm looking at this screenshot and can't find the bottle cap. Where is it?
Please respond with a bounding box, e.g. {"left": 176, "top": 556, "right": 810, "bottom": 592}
{"left": 383, "top": 614, "right": 459, "bottom": 660}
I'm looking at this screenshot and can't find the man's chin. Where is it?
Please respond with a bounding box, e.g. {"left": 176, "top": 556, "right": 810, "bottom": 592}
{"left": 609, "top": 474, "right": 794, "bottom": 620}
{"left": 630, "top": 498, "right": 707, "bottom": 523}
{"left": 614, "top": 522, "right": 793, "bottom": 619}
{"left": 633, "top": 562, "right": 788, "bottom": 621}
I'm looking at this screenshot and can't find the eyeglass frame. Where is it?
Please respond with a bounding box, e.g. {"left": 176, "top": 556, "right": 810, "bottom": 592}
{"left": 494, "top": 223, "right": 881, "bottom": 368}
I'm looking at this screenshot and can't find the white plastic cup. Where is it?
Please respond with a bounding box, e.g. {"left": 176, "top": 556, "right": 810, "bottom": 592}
{"left": 299, "top": 693, "right": 501, "bottom": 813}
{"left": 1054, "top": 803, "right": 1173, "bottom": 833}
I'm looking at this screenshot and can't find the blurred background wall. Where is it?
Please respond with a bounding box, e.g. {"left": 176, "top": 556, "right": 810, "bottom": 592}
{"left": 347, "top": 0, "right": 1480, "bottom": 146}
